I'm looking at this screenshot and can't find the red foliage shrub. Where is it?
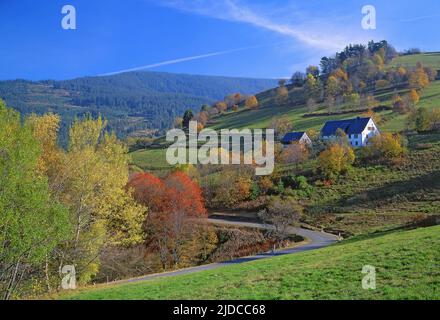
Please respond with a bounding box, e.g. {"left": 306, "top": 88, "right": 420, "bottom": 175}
{"left": 127, "top": 171, "right": 207, "bottom": 269}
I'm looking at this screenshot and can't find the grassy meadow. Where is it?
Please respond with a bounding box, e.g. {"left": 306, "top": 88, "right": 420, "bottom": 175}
{"left": 62, "top": 225, "right": 440, "bottom": 300}
{"left": 390, "top": 52, "right": 440, "bottom": 69}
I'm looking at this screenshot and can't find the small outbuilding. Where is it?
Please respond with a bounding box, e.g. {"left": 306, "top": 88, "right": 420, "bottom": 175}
{"left": 281, "top": 132, "right": 312, "bottom": 146}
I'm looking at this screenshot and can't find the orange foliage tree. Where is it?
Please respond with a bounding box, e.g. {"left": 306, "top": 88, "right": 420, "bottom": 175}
{"left": 245, "top": 95, "right": 259, "bottom": 109}
{"left": 409, "top": 67, "right": 429, "bottom": 90}
{"left": 128, "top": 171, "right": 206, "bottom": 269}
{"left": 214, "top": 101, "right": 228, "bottom": 113}
{"left": 408, "top": 89, "right": 420, "bottom": 106}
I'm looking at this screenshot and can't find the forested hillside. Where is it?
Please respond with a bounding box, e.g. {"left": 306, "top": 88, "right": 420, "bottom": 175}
{"left": 201, "top": 47, "right": 440, "bottom": 135}
{"left": 0, "top": 72, "right": 276, "bottom": 145}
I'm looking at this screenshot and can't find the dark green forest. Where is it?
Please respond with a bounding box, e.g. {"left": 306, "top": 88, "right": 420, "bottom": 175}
{"left": 0, "top": 71, "right": 276, "bottom": 145}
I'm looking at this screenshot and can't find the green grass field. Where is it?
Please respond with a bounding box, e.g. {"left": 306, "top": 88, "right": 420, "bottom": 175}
{"left": 390, "top": 52, "right": 440, "bottom": 69}
{"left": 62, "top": 225, "right": 440, "bottom": 300}
{"left": 130, "top": 148, "right": 173, "bottom": 171}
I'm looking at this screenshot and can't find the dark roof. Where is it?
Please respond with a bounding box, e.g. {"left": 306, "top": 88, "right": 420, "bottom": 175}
{"left": 321, "top": 117, "right": 372, "bottom": 136}
{"left": 281, "top": 132, "right": 306, "bottom": 144}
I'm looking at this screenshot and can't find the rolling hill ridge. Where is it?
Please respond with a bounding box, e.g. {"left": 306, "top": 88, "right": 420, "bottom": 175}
{"left": 0, "top": 71, "right": 277, "bottom": 145}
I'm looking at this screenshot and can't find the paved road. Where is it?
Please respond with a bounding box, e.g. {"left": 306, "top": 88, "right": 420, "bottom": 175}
{"left": 119, "top": 216, "right": 339, "bottom": 285}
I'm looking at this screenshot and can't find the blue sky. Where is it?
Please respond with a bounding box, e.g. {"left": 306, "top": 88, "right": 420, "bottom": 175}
{"left": 1, "top": 0, "right": 439, "bottom": 80}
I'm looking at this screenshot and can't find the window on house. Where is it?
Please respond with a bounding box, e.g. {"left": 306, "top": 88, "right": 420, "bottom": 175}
{"left": 355, "top": 141, "right": 359, "bottom": 146}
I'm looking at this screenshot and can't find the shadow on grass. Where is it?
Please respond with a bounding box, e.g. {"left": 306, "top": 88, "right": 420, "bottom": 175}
{"left": 342, "top": 171, "right": 440, "bottom": 205}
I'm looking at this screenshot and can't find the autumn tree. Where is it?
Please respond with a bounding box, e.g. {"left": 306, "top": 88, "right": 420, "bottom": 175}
{"left": 424, "top": 67, "right": 438, "bottom": 81}
{"left": 373, "top": 52, "right": 385, "bottom": 71}
{"left": 375, "top": 79, "right": 390, "bottom": 89}
{"left": 195, "top": 111, "right": 209, "bottom": 126}
{"left": 304, "top": 73, "right": 322, "bottom": 102}
{"left": 409, "top": 67, "right": 430, "bottom": 90}
{"left": 325, "top": 95, "right": 336, "bottom": 113}
{"left": 214, "top": 101, "right": 228, "bottom": 113}
{"left": 280, "top": 143, "right": 309, "bottom": 164}
{"left": 128, "top": 172, "right": 170, "bottom": 268}
{"left": 25, "top": 113, "right": 64, "bottom": 182}
{"left": 307, "top": 98, "right": 317, "bottom": 113}
{"left": 233, "top": 93, "right": 243, "bottom": 105}
{"left": 325, "top": 75, "right": 340, "bottom": 100}
{"left": 173, "top": 117, "right": 183, "bottom": 129}
{"left": 431, "top": 109, "right": 440, "bottom": 131}
{"left": 397, "top": 66, "right": 407, "bottom": 78}
{"left": 54, "top": 116, "right": 146, "bottom": 283}
{"left": 414, "top": 108, "right": 433, "bottom": 132}
{"left": 210, "top": 167, "right": 253, "bottom": 207}
{"left": 408, "top": 89, "right": 420, "bottom": 106}
{"left": 332, "top": 68, "right": 352, "bottom": 95}
{"left": 224, "top": 94, "right": 237, "bottom": 108}
{"left": 0, "top": 101, "right": 70, "bottom": 299}
{"left": 258, "top": 197, "right": 302, "bottom": 248}
{"left": 363, "top": 133, "right": 406, "bottom": 164}
{"left": 257, "top": 176, "right": 274, "bottom": 195}
{"left": 163, "top": 172, "right": 206, "bottom": 267}
{"left": 344, "top": 93, "right": 360, "bottom": 109}
{"left": 334, "top": 128, "right": 350, "bottom": 147}
{"left": 275, "top": 86, "right": 289, "bottom": 105}
{"left": 270, "top": 116, "right": 293, "bottom": 139}
{"left": 306, "top": 129, "right": 319, "bottom": 141}
{"left": 306, "top": 65, "right": 320, "bottom": 78}
{"left": 358, "top": 80, "right": 367, "bottom": 93}
{"left": 245, "top": 95, "right": 259, "bottom": 109}
{"left": 128, "top": 171, "right": 206, "bottom": 269}
{"left": 393, "top": 95, "right": 409, "bottom": 114}
{"left": 318, "top": 144, "right": 355, "bottom": 180}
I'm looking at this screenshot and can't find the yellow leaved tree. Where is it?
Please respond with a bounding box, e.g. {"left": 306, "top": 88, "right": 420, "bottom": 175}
{"left": 318, "top": 144, "right": 355, "bottom": 180}
{"left": 28, "top": 114, "right": 147, "bottom": 285}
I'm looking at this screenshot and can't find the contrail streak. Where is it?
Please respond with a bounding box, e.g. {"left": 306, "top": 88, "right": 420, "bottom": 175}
{"left": 99, "top": 45, "right": 262, "bottom": 76}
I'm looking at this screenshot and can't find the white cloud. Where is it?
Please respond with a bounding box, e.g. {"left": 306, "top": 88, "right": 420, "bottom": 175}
{"left": 157, "top": 0, "right": 372, "bottom": 52}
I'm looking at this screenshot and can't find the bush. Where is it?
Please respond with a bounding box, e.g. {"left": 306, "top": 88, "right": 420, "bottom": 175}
{"left": 362, "top": 133, "right": 406, "bottom": 164}
{"left": 258, "top": 197, "right": 303, "bottom": 244}
{"left": 318, "top": 144, "right": 355, "bottom": 180}
{"left": 280, "top": 143, "right": 310, "bottom": 164}
{"left": 375, "top": 79, "right": 390, "bottom": 89}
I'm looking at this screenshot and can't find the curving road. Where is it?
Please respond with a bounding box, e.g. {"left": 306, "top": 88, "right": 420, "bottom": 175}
{"left": 117, "top": 214, "right": 339, "bottom": 285}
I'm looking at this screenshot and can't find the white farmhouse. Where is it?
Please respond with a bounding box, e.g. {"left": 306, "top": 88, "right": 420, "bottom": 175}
{"left": 321, "top": 117, "right": 380, "bottom": 147}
